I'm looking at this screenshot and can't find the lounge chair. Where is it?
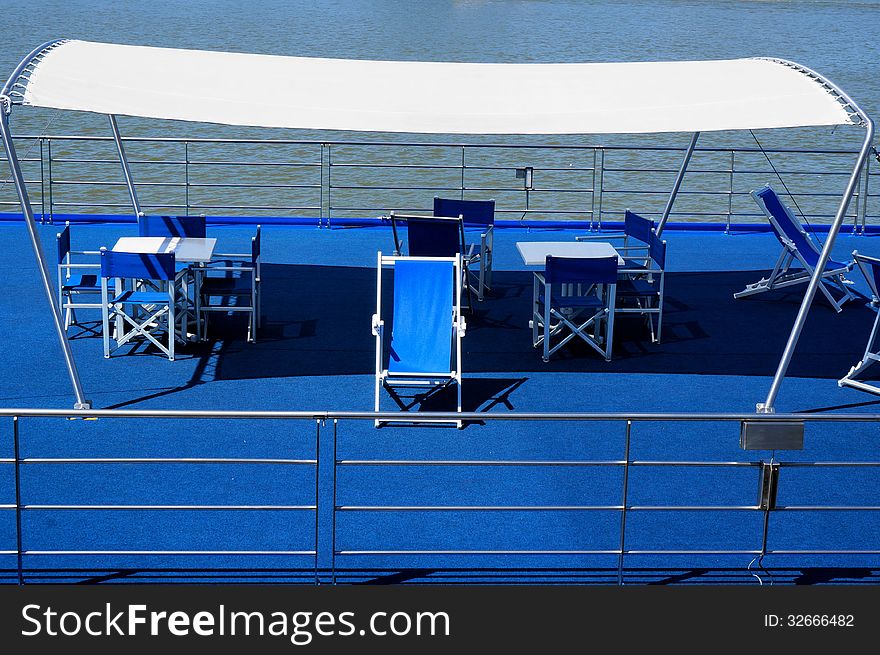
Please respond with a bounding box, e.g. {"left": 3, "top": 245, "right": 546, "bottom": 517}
{"left": 839, "top": 251, "right": 880, "bottom": 395}
{"left": 372, "top": 252, "right": 466, "bottom": 427}
{"left": 734, "top": 185, "right": 854, "bottom": 312}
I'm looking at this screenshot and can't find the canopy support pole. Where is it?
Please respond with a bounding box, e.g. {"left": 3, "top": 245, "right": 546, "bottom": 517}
{"left": 0, "top": 97, "right": 91, "bottom": 409}
{"left": 656, "top": 131, "right": 699, "bottom": 237}
{"left": 108, "top": 114, "right": 143, "bottom": 219}
{"left": 759, "top": 116, "right": 875, "bottom": 413}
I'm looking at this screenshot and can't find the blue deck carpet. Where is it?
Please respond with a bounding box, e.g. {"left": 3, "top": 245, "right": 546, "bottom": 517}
{"left": 0, "top": 222, "right": 878, "bottom": 584}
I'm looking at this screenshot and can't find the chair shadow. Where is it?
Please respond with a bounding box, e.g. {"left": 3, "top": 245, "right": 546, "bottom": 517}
{"left": 198, "top": 264, "right": 872, "bottom": 382}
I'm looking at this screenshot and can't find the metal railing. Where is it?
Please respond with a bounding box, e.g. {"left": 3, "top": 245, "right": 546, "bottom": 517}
{"left": 1, "top": 135, "right": 878, "bottom": 231}
{"left": 2, "top": 408, "right": 878, "bottom": 585}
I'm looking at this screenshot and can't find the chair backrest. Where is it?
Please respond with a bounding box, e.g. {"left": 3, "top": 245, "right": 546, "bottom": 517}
{"left": 139, "top": 214, "right": 207, "bottom": 238}
{"left": 545, "top": 255, "right": 618, "bottom": 286}
{"left": 752, "top": 186, "right": 821, "bottom": 267}
{"left": 388, "top": 259, "right": 455, "bottom": 374}
{"left": 406, "top": 215, "right": 464, "bottom": 257}
{"left": 649, "top": 231, "right": 667, "bottom": 269}
{"left": 101, "top": 250, "right": 176, "bottom": 281}
{"left": 433, "top": 197, "right": 495, "bottom": 228}
{"left": 624, "top": 210, "right": 655, "bottom": 245}
{"left": 854, "top": 252, "right": 880, "bottom": 299}
{"left": 56, "top": 224, "right": 72, "bottom": 264}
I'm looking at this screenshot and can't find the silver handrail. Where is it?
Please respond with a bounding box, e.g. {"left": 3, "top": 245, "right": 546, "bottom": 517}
{"left": 1, "top": 134, "right": 876, "bottom": 229}
{"left": 4, "top": 409, "right": 880, "bottom": 585}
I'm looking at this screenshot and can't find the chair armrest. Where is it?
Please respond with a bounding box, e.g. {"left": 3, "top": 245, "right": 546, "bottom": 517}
{"left": 60, "top": 263, "right": 101, "bottom": 270}
{"left": 576, "top": 233, "right": 625, "bottom": 242}
{"left": 204, "top": 266, "right": 255, "bottom": 272}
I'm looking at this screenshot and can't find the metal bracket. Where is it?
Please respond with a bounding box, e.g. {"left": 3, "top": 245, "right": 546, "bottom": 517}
{"left": 741, "top": 420, "right": 804, "bottom": 450}
{"left": 758, "top": 462, "right": 780, "bottom": 510}
{"left": 0, "top": 95, "right": 11, "bottom": 116}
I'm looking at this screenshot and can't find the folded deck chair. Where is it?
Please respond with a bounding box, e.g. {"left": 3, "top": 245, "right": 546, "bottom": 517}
{"left": 734, "top": 185, "right": 854, "bottom": 312}
{"left": 372, "top": 252, "right": 466, "bottom": 428}
{"left": 839, "top": 251, "right": 880, "bottom": 395}
{"left": 616, "top": 229, "right": 667, "bottom": 343}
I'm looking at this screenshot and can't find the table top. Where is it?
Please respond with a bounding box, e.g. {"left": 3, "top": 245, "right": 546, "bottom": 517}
{"left": 112, "top": 237, "right": 217, "bottom": 264}
{"left": 516, "top": 241, "right": 624, "bottom": 266}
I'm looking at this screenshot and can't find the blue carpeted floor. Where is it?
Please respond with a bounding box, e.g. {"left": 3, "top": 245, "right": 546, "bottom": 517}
{"left": 0, "top": 221, "right": 878, "bottom": 584}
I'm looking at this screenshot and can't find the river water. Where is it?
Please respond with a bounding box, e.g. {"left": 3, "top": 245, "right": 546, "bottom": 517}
{"left": 1, "top": 1, "right": 878, "bottom": 222}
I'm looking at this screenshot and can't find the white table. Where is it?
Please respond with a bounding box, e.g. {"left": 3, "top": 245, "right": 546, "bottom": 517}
{"left": 516, "top": 241, "right": 624, "bottom": 267}
{"left": 112, "top": 236, "right": 217, "bottom": 263}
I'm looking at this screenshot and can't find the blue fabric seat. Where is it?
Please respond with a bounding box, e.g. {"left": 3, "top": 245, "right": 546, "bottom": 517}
{"left": 735, "top": 185, "right": 854, "bottom": 312}
{"left": 61, "top": 273, "right": 100, "bottom": 291}
{"left": 532, "top": 255, "right": 618, "bottom": 362}
{"left": 372, "top": 252, "right": 466, "bottom": 427}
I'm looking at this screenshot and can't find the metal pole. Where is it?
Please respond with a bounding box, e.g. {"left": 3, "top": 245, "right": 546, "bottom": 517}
{"left": 0, "top": 98, "right": 90, "bottom": 409}
{"left": 13, "top": 416, "right": 24, "bottom": 585}
{"left": 656, "top": 132, "right": 700, "bottom": 237}
{"left": 108, "top": 114, "right": 143, "bottom": 219}
{"left": 617, "top": 420, "right": 632, "bottom": 586}
{"left": 761, "top": 118, "right": 875, "bottom": 413}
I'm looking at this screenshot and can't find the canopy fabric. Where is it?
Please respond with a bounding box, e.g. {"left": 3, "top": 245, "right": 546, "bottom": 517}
{"left": 16, "top": 40, "right": 855, "bottom": 134}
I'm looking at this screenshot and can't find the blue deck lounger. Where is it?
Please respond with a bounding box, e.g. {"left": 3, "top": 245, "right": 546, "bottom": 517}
{"left": 839, "top": 251, "right": 880, "bottom": 395}
{"left": 372, "top": 252, "right": 466, "bottom": 427}
{"left": 735, "top": 185, "right": 854, "bottom": 311}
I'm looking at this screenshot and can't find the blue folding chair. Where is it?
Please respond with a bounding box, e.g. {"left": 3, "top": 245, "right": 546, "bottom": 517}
{"left": 532, "top": 255, "right": 618, "bottom": 361}
{"left": 578, "top": 210, "right": 655, "bottom": 268}
{"left": 389, "top": 212, "right": 473, "bottom": 309}
{"left": 100, "top": 250, "right": 178, "bottom": 360}
{"left": 198, "top": 226, "right": 262, "bottom": 342}
{"left": 433, "top": 197, "right": 495, "bottom": 301}
{"left": 372, "top": 252, "right": 466, "bottom": 427}
{"left": 139, "top": 214, "right": 207, "bottom": 238}
{"left": 616, "top": 230, "right": 667, "bottom": 343}
{"left": 735, "top": 185, "right": 854, "bottom": 312}
{"left": 56, "top": 222, "right": 102, "bottom": 331}
{"left": 839, "top": 251, "right": 880, "bottom": 395}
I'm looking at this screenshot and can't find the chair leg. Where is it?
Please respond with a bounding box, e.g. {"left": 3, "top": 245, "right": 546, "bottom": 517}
{"left": 605, "top": 287, "right": 616, "bottom": 361}
{"left": 543, "top": 290, "right": 552, "bottom": 362}
{"left": 101, "top": 287, "right": 111, "bottom": 359}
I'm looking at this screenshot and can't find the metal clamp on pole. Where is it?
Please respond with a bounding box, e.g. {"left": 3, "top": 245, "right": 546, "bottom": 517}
{"left": 758, "top": 461, "right": 780, "bottom": 511}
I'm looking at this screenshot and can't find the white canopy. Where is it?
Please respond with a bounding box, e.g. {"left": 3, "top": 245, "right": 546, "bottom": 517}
{"left": 18, "top": 40, "right": 856, "bottom": 134}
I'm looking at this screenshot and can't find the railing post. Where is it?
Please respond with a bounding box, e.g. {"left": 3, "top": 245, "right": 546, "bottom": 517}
{"left": 590, "top": 148, "right": 597, "bottom": 231}
{"left": 39, "top": 138, "right": 45, "bottom": 223}
{"left": 325, "top": 143, "right": 332, "bottom": 228}
{"left": 726, "top": 150, "right": 735, "bottom": 234}
{"left": 596, "top": 148, "right": 605, "bottom": 231}
{"left": 313, "top": 418, "right": 321, "bottom": 584}
{"left": 617, "top": 420, "right": 632, "bottom": 586}
{"left": 860, "top": 155, "right": 871, "bottom": 234}
{"left": 314, "top": 416, "right": 337, "bottom": 584}
{"left": 46, "top": 138, "right": 53, "bottom": 223}
{"left": 460, "top": 145, "right": 466, "bottom": 201}
{"left": 13, "top": 416, "right": 23, "bottom": 585}
{"left": 319, "top": 143, "right": 325, "bottom": 227}
{"left": 184, "top": 141, "right": 190, "bottom": 216}
{"left": 331, "top": 418, "right": 337, "bottom": 585}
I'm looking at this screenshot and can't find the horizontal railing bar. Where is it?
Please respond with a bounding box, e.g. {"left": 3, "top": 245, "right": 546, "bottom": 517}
{"left": 22, "top": 505, "right": 316, "bottom": 510}
{"left": 336, "top": 550, "right": 621, "bottom": 555}
{"left": 779, "top": 461, "right": 880, "bottom": 467}
{"left": 3, "top": 408, "right": 880, "bottom": 421}
{"left": 336, "top": 505, "right": 758, "bottom": 512}
{"left": 23, "top": 550, "right": 316, "bottom": 556}
{"left": 21, "top": 457, "right": 316, "bottom": 464}
{"left": 331, "top": 185, "right": 593, "bottom": 194}
{"left": 337, "top": 459, "right": 759, "bottom": 467}
{"left": 774, "top": 506, "right": 880, "bottom": 511}
{"left": 47, "top": 180, "right": 321, "bottom": 190}
{"left": 14, "top": 134, "right": 865, "bottom": 155}
{"left": 337, "top": 506, "right": 623, "bottom": 511}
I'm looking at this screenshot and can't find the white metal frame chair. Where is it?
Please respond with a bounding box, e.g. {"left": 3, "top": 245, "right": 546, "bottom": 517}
{"left": 56, "top": 222, "right": 102, "bottom": 331}
{"left": 735, "top": 185, "right": 854, "bottom": 312}
{"left": 372, "top": 252, "right": 466, "bottom": 428}
{"left": 615, "top": 229, "right": 667, "bottom": 343}
{"left": 198, "top": 225, "right": 261, "bottom": 342}
{"left": 839, "top": 251, "right": 880, "bottom": 395}
{"left": 433, "top": 197, "right": 495, "bottom": 301}
{"left": 101, "top": 249, "right": 178, "bottom": 360}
